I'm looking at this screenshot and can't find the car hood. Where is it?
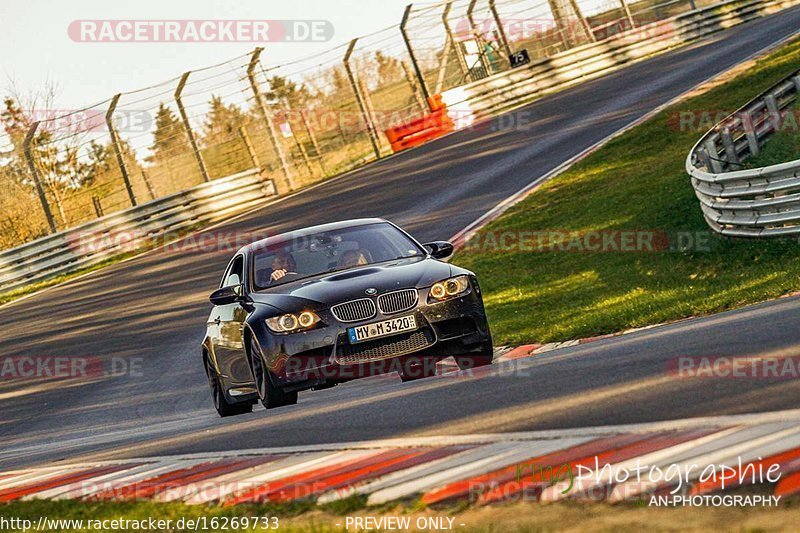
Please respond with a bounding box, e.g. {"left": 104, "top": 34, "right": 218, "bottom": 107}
{"left": 250, "top": 257, "right": 452, "bottom": 312}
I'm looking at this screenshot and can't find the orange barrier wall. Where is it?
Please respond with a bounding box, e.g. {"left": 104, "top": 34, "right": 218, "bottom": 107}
{"left": 384, "top": 95, "right": 453, "bottom": 153}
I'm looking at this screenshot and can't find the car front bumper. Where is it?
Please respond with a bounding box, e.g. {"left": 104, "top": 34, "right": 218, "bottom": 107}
{"left": 256, "top": 286, "right": 491, "bottom": 388}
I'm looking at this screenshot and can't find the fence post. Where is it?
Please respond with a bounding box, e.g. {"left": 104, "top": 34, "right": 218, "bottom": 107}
{"left": 401, "top": 4, "right": 432, "bottom": 109}
{"left": 23, "top": 121, "right": 57, "bottom": 234}
{"left": 467, "top": 0, "right": 494, "bottom": 75}
{"left": 567, "top": 0, "right": 596, "bottom": 43}
{"left": 140, "top": 169, "right": 157, "bottom": 200}
{"left": 442, "top": 2, "right": 470, "bottom": 81}
{"left": 489, "top": 0, "right": 512, "bottom": 61}
{"left": 238, "top": 125, "right": 261, "bottom": 169}
{"left": 547, "top": 0, "right": 575, "bottom": 48}
{"left": 300, "top": 110, "right": 327, "bottom": 175}
{"left": 247, "top": 47, "right": 295, "bottom": 192}
{"left": 175, "top": 72, "right": 211, "bottom": 183}
{"left": 106, "top": 93, "right": 137, "bottom": 206}
{"left": 344, "top": 38, "right": 382, "bottom": 160}
{"left": 402, "top": 61, "right": 428, "bottom": 113}
{"left": 92, "top": 196, "right": 104, "bottom": 218}
{"left": 619, "top": 0, "right": 636, "bottom": 29}
{"left": 281, "top": 99, "right": 315, "bottom": 179}
{"left": 359, "top": 78, "right": 385, "bottom": 148}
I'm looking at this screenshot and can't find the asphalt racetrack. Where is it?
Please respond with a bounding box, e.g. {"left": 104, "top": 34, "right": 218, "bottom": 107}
{"left": 3, "top": 8, "right": 800, "bottom": 470}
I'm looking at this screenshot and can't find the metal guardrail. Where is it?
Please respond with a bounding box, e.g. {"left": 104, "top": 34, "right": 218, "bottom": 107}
{"left": 0, "top": 170, "right": 275, "bottom": 293}
{"left": 686, "top": 67, "right": 800, "bottom": 237}
{"left": 441, "top": 0, "right": 800, "bottom": 125}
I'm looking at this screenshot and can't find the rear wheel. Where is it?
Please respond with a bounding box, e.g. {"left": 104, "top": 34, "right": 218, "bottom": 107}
{"left": 248, "top": 337, "right": 298, "bottom": 409}
{"left": 205, "top": 356, "right": 253, "bottom": 417}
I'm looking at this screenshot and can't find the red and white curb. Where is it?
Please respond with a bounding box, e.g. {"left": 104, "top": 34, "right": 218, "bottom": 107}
{"left": 2, "top": 410, "right": 800, "bottom": 507}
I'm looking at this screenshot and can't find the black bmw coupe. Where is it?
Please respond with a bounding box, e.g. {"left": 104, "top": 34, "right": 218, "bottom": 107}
{"left": 202, "top": 218, "right": 493, "bottom": 416}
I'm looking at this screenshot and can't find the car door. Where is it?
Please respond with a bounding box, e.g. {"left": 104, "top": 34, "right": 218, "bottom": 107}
{"left": 213, "top": 255, "right": 253, "bottom": 385}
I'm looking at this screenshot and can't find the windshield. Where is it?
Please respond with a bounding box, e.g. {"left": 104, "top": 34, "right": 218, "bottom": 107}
{"left": 251, "top": 223, "right": 425, "bottom": 289}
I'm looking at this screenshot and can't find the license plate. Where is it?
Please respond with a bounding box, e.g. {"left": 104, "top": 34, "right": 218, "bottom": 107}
{"left": 347, "top": 315, "right": 417, "bottom": 344}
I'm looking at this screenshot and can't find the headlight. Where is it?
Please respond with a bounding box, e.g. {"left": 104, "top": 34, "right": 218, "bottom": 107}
{"left": 266, "top": 311, "right": 321, "bottom": 333}
{"left": 428, "top": 275, "right": 471, "bottom": 302}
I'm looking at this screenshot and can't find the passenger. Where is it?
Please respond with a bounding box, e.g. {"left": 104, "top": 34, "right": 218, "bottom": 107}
{"left": 337, "top": 249, "right": 371, "bottom": 269}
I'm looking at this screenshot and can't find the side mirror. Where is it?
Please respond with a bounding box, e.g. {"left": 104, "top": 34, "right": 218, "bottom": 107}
{"left": 423, "top": 241, "right": 455, "bottom": 261}
{"left": 209, "top": 285, "right": 242, "bottom": 306}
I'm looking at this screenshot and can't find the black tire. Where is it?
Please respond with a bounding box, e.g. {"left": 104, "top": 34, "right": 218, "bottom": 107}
{"left": 399, "top": 358, "right": 438, "bottom": 382}
{"left": 248, "top": 336, "right": 298, "bottom": 409}
{"left": 455, "top": 341, "right": 494, "bottom": 371}
{"left": 205, "top": 355, "right": 253, "bottom": 417}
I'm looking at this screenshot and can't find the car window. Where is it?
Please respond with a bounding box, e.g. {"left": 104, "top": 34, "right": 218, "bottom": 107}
{"left": 220, "top": 255, "right": 244, "bottom": 288}
{"left": 252, "top": 223, "right": 424, "bottom": 290}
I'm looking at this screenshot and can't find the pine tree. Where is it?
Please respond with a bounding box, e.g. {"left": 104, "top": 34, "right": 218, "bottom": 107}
{"left": 147, "top": 103, "right": 188, "bottom": 163}
{"left": 202, "top": 95, "right": 245, "bottom": 146}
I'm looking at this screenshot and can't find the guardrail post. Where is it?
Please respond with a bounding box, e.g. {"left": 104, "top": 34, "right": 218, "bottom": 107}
{"left": 175, "top": 72, "right": 211, "bottom": 183}
{"left": 344, "top": 38, "right": 382, "bottom": 160}
{"left": 489, "top": 0, "right": 512, "bottom": 61}
{"left": 23, "top": 121, "right": 57, "bottom": 234}
{"left": 401, "top": 4, "right": 432, "bottom": 109}
{"left": 442, "top": 2, "right": 470, "bottom": 81}
{"left": 703, "top": 138, "right": 723, "bottom": 173}
{"left": 720, "top": 128, "right": 738, "bottom": 164}
{"left": 741, "top": 111, "right": 760, "bottom": 157}
{"left": 247, "top": 47, "right": 295, "bottom": 192}
{"left": 238, "top": 125, "right": 261, "bottom": 169}
{"left": 764, "top": 93, "right": 782, "bottom": 132}
{"left": 106, "top": 93, "right": 138, "bottom": 206}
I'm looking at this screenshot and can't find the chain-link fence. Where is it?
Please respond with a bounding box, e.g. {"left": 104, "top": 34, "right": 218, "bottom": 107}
{"left": 0, "top": 0, "right": 710, "bottom": 250}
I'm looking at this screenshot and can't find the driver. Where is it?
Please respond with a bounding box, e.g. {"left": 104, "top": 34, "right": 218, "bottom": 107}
{"left": 270, "top": 252, "right": 297, "bottom": 283}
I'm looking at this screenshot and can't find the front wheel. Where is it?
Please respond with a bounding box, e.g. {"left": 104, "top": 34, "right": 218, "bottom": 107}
{"left": 249, "top": 337, "right": 298, "bottom": 409}
{"left": 205, "top": 356, "right": 253, "bottom": 417}
{"left": 455, "top": 341, "right": 494, "bottom": 371}
{"left": 398, "top": 358, "right": 437, "bottom": 383}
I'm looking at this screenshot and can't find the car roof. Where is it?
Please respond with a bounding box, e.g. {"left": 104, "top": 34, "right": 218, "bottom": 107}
{"left": 237, "top": 218, "right": 390, "bottom": 256}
